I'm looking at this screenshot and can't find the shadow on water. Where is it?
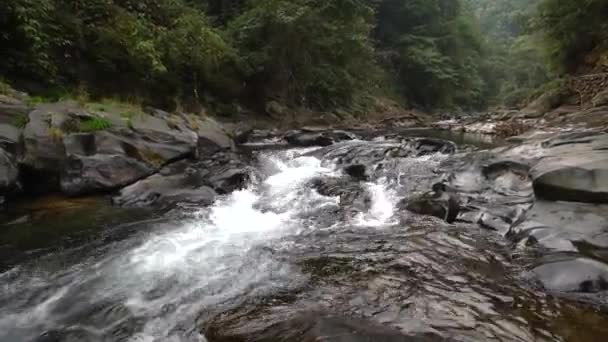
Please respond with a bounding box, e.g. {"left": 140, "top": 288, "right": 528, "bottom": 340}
{"left": 0, "top": 195, "right": 154, "bottom": 271}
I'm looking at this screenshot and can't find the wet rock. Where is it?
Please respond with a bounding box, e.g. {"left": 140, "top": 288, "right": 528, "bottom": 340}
{"left": 114, "top": 153, "right": 250, "bottom": 208}
{"left": 507, "top": 201, "right": 608, "bottom": 252}
{"left": 531, "top": 133, "right": 608, "bottom": 203}
{"left": 114, "top": 170, "right": 217, "bottom": 208}
{"left": 206, "top": 163, "right": 251, "bottom": 194}
{"left": 482, "top": 160, "right": 532, "bottom": 196}
{"left": 18, "top": 102, "right": 237, "bottom": 195}
{"left": 22, "top": 104, "right": 68, "bottom": 175}
{"left": 412, "top": 138, "right": 456, "bottom": 156}
{"left": 285, "top": 130, "right": 356, "bottom": 147}
{"left": 59, "top": 129, "right": 195, "bottom": 195}
{"left": 0, "top": 93, "right": 31, "bottom": 124}
{"left": 206, "top": 314, "right": 449, "bottom": 342}
{"left": 476, "top": 211, "right": 516, "bottom": 234}
{"left": 344, "top": 164, "right": 368, "bottom": 181}
{"left": 0, "top": 148, "right": 20, "bottom": 195}
{"left": 193, "top": 116, "right": 235, "bottom": 154}
{"left": 402, "top": 185, "right": 460, "bottom": 223}
{"left": 533, "top": 257, "right": 608, "bottom": 293}
{"left": 310, "top": 177, "right": 371, "bottom": 213}
{"left": 286, "top": 132, "right": 330, "bottom": 147}
{"left": 0, "top": 123, "right": 22, "bottom": 155}
{"left": 309, "top": 141, "right": 407, "bottom": 171}
{"left": 61, "top": 154, "right": 155, "bottom": 195}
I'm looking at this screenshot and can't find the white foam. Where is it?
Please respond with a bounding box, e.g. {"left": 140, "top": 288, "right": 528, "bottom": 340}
{"left": 355, "top": 178, "right": 399, "bottom": 227}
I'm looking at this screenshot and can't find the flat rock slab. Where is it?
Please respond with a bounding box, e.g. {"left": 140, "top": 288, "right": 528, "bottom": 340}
{"left": 508, "top": 200, "right": 608, "bottom": 252}
{"left": 531, "top": 133, "right": 608, "bottom": 203}
{"left": 533, "top": 257, "right": 608, "bottom": 293}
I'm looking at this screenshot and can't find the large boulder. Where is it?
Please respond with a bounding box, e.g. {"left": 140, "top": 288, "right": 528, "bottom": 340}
{"left": 531, "top": 133, "right": 608, "bottom": 203}
{"left": 113, "top": 160, "right": 217, "bottom": 208}
{"left": 0, "top": 92, "right": 31, "bottom": 124}
{"left": 411, "top": 138, "right": 457, "bottom": 156}
{"left": 0, "top": 123, "right": 22, "bottom": 154}
{"left": 18, "top": 102, "right": 236, "bottom": 195}
{"left": 0, "top": 119, "right": 23, "bottom": 200}
{"left": 22, "top": 104, "right": 68, "bottom": 173}
{"left": 0, "top": 148, "right": 20, "bottom": 199}
{"left": 532, "top": 257, "right": 608, "bottom": 293}
{"left": 310, "top": 176, "right": 370, "bottom": 211}
{"left": 114, "top": 152, "right": 251, "bottom": 208}
{"left": 401, "top": 185, "right": 460, "bottom": 223}
{"left": 60, "top": 128, "right": 197, "bottom": 195}
{"left": 507, "top": 200, "right": 608, "bottom": 252}
{"left": 60, "top": 154, "right": 155, "bottom": 195}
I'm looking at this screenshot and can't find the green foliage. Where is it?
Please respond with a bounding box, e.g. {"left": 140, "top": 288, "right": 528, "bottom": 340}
{"left": 372, "top": 0, "right": 488, "bottom": 109}
{"left": 0, "top": 80, "right": 12, "bottom": 95}
{"left": 534, "top": 0, "right": 608, "bottom": 73}
{"left": 79, "top": 117, "right": 113, "bottom": 132}
{"left": 228, "top": 0, "right": 378, "bottom": 109}
{"left": 3, "top": 0, "right": 602, "bottom": 115}
{"left": 12, "top": 113, "right": 30, "bottom": 129}
{"left": 463, "top": 0, "right": 553, "bottom": 106}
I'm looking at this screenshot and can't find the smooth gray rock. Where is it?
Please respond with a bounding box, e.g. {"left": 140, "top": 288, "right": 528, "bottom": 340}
{"left": 18, "top": 101, "right": 236, "bottom": 195}
{"left": 533, "top": 258, "right": 608, "bottom": 293}
{"left": 0, "top": 94, "right": 30, "bottom": 124}
{"left": 531, "top": 134, "right": 608, "bottom": 203}
{"left": 507, "top": 200, "right": 608, "bottom": 251}
{"left": 402, "top": 187, "right": 460, "bottom": 224}
{"left": 22, "top": 105, "right": 67, "bottom": 172}
{"left": 114, "top": 168, "right": 217, "bottom": 208}
{"left": 0, "top": 148, "right": 20, "bottom": 194}
{"left": 0, "top": 123, "right": 22, "bottom": 154}
{"left": 195, "top": 116, "right": 235, "bottom": 154}
{"left": 114, "top": 153, "right": 250, "bottom": 208}
{"left": 60, "top": 154, "right": 154, "bottom": 195}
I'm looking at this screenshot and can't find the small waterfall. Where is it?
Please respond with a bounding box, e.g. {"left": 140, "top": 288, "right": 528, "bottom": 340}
{"left": 0, "top": 148, "right": 337, "bottom": 342}
{"left": 0, "top": 145, "right": 450, "bottom": 342}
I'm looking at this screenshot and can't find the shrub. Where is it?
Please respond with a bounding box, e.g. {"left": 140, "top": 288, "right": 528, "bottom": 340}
{"left": 12, "top": 113, "right": 30, "bottom": 128}
{"left": 79, "top": 117, "right": 113, "bottom": 132}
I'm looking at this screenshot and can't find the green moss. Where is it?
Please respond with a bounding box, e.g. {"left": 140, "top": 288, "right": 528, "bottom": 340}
{"left": 0, "top": 79, "right": 12, "bottom": 95}
{"left": 126, "top": 118, "right": 135, "bottom": 131}
{"left": 141, "top": 149, "right": 165, "bottom": 167}
{"left": 12, "top": 113, "right": 30, "bottom": 129}
{"left": 48, "top": 127, "right": 65, "bottom": 142}
{"left": 79, "top": 117, "right": 113, "bottom": 132}
{"left": 26, "top": 96, "right": 50, "bottom": 107}
{"left": 84, "top": 98, "right": 142, "bottom": 116}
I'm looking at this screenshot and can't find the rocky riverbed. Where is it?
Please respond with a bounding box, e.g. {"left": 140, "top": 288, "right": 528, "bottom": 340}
{"left": 2, "top": 94, "right": 608, "bottom": 341}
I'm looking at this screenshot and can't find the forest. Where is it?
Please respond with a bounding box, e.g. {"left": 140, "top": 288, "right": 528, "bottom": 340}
{"left": 1, "top": 0, "right": 607, "bottom": 115}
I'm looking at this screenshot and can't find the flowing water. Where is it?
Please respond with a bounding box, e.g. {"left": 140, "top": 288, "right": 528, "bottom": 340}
{"left": 1, "top": 139, "right": 608, "bottom": 342}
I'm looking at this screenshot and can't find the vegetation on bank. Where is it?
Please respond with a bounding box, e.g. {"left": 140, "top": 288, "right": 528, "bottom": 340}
{"left": 1, "top": 0, "right": 607, "bottom": 117}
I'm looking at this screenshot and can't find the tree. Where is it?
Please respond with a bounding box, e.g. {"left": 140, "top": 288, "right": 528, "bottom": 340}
{"left": 372, "top": 0, "right": 488, "bottom": 109}
{"left": 228, "top": 0, "right": 378, "bottom": 109}
{"left": 534, "top": 0, "right": 608, "bottom": 73}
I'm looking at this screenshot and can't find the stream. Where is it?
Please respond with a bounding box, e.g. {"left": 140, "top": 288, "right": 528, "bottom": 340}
{"left": 1, "top": 131, "right": 608, "bottom": 342}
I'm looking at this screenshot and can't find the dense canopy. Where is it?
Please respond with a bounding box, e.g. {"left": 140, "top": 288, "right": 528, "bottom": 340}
{"left": 0, "top": 0, "right": 606, "bottom": 113}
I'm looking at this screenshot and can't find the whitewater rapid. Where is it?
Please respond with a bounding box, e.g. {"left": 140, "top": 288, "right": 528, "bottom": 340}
{"left": 0, "top": 147, "right": 402, "bottom": 342}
